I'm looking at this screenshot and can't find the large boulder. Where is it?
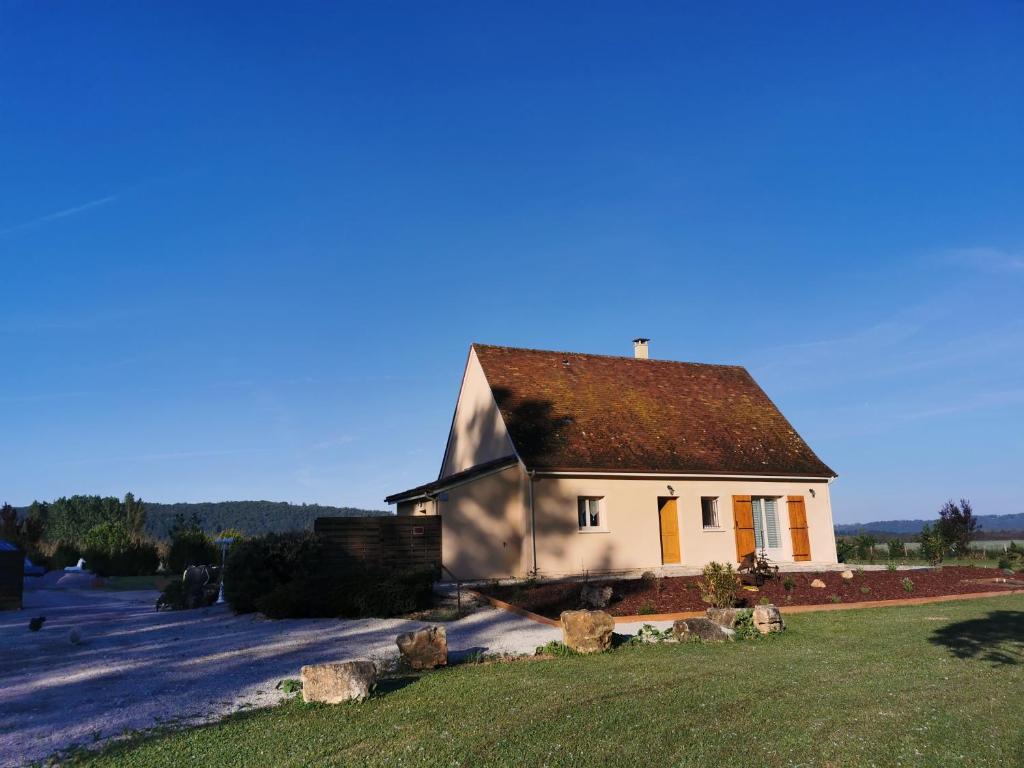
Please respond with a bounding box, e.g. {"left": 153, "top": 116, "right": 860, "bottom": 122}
{"left": 560, "top": 610, "right": 615, "bottom": 653}
{"left": 810, "top": 578, "right": 827, "bottom": 589}
{"left": 706, "top": 608, "right": 743, "bottom": 629}
{"left": 673, "top": 617, "right": 735, "bottom": 643}
{"left": 396, "top": 626, "right": 447, "bottom": 670}
{"left": 840, "top": 569, "right": 854, "bottom": 580}
{"left": 301, "top": 660, "right": 377, "bottom": 704}
{"left": 752, "top": 604, "right": 785, "bottom": 634}
{"left": 580, "top": 583, "right": 613, "bottom": 609}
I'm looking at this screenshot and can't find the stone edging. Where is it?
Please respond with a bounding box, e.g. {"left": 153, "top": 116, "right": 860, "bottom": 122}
{"left": 468, "top": 587, "right": 1024, "bottom": 627}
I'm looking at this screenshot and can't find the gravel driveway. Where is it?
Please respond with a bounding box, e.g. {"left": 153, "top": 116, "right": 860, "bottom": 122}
{"left": 0, "top": 585, "right": 559, "bottom": 767}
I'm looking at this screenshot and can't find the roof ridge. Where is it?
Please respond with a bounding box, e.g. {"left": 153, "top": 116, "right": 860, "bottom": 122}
{"left": 471, "top": 343, "right": 746, "bottom": 370}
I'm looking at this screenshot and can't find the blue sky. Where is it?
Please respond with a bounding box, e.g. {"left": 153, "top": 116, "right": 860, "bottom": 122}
{"left": 1, "top": 2, "right": 1021, "bottom": 523}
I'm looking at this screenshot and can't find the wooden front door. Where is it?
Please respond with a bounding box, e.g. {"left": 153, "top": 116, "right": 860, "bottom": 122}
{"left": 658, "top": 497, "right": 681, "bottom": 564}
{"left": 733, "top": 495, "right": 756, "bottom": 562}
{"left": 787, "top": 495, "right": 812, "bottom": 561}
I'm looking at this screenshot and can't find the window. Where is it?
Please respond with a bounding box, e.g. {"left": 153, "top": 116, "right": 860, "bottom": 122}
{"left": 701, "top": 497, "right": 720, "bottom": 529}
{"left": 577, "top": 497, "right": 603, "bottom": 530}
{"left": 751, "top": 497, "right": 781, "bottom": 550}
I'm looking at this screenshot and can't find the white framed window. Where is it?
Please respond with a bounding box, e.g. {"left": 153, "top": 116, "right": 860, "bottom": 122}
{"left": 752, "top": 496, "right": 782, "bottom": 550}
{"left": 577, "top": 497, "right": 604, "bottom": 531}
{"left": 701, "top": 497, "right": 720, "bottom": 529}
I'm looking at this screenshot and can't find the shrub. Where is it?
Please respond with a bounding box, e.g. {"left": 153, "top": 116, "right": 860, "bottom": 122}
{"left": 225, "top": 531, "right": 434, "bottom": 619}
{"left": 835, "top": 537, "right": 855, "bottom": 563}
{"left": 166, "top": 514, "right": 219, "bottom": 575}
{"left": 902, "top": 577, "right": 915, "bottom": 593}
{"left": 733, "top": 609, "right": 760, "bottom": 640}
{"left": 50, "top": 541, "right": 81, "bottom": 570}
{"left": 782, "top": 576, "right": 796, "bottom": 592}
{"left": 860, "top": 586, "right": 871, "bottom": 595}
{"left": 829, "top": 594, "right": 842, "bottom": 603}
{"left": 853, "top": 534, "right": 877, "bottom": 562}
{"left": 886, "top": 561, "right": 898, "bottom": 572}
{"left": 82, "top": 521, "right": 159, "bottom": 577}
{"left": 225, "top": 532, "right": 325, "bottom": 614}
{"left": 535, "top": 640, "right": 577, "bottom": 657}
{"left": 698, "top": 562, "right": 740, "bottom": 609}
{"left": 887, "top": 539, "right": 905, "bottom": 559}
{"left": 919, "top": 524, "right": 947, "bottom": 566}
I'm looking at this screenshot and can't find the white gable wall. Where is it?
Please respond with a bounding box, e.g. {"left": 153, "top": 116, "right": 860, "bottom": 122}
{"left": 439, "top": 347, "right": 516, "bottom": 479}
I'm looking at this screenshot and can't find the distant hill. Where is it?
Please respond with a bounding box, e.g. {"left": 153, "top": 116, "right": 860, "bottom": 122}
{"left": 142, "top": 500, "right": 390, "bottom": 539}
{"left": 836, "top": 512, "right": 1024, "bottom": 538}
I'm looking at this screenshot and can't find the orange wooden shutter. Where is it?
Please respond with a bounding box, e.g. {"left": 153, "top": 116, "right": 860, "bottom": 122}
{"left": 787, "top": 495, "right": 811, "bottom": 561}
{"left": 732, "top": 495, "right": 755, "bottom": 562}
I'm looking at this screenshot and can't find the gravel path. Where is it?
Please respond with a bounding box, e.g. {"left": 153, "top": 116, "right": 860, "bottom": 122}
{"left": 0, "top": 586, "right": 560, "bottom": 767}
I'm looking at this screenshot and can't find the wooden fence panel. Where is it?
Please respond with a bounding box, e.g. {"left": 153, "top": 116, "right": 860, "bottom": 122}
{"left": 314, "top": 516, "right": 441, "bottom": 577}
{"left": 0, "top": 544, "right": 24, "bottom": 611}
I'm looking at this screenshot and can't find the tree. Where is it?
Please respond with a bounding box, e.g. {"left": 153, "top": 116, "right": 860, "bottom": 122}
{"left": 937, "top": 498, "right": 979, "bottom": 557}
{"left": 919, "top": 523, "right": 947, "bottom": 566}
{"left": 124, "top": 493, "right": 147, "bottom": 541}
{"left": 0, "top": 503, "right": 16, "bottom": 538}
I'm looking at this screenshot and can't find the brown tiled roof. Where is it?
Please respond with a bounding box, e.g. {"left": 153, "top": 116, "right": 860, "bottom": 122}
{"left": 473, "top": 344, "right": 836, "bottom": 478}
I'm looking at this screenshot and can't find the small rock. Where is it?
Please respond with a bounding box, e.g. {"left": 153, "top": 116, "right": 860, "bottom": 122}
{"left": 706, "top": 608, "right": 743, "bottom": 629}
{"left": 742, "top": 585, "right": 760, "bottom": 592}
{"left": 396, "top": 626, "right": 447, "bottom": 670}
{"left": 560, "top": 610, "right": 615, "bottom": 653}
{"left": 300, "top": 660, "right": 377, "bottom": 704}
{"left": 752, "top": 604, "right": 785, "bottom": 634}
{"left": 673, "top": 618, "right": 735, "bottom": 642}
{"left": 580, "top": 583, "right": 613, "bottom": 609}
{"left": 68, "top": 627, "right": 83, "bottom": 645}
{"left": 810, "top": 578, "right": 827, "bottom": 589}
{"left": 840, "top": 570, "right": 854, "bottom": 580}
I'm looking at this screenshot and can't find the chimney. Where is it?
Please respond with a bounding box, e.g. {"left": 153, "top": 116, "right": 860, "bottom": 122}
{"left": 633, "top": 338, "right": 650, "bottom": 359}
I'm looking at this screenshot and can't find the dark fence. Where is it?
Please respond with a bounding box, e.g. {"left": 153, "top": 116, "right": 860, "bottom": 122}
{"left": 0, "top": 541, "right": 24, "bottom": 611}
{"left": 314, "top": 516, "right": 441, "bottom": 577}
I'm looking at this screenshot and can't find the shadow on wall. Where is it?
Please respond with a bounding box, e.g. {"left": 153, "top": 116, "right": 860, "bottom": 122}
{"left": 442, "top": 391, "right": 579, "bottom": 580}
{"left": 929, "top": 610, "right": 1024, "bottom": 666}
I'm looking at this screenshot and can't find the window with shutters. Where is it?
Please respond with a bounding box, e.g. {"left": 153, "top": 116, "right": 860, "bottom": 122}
{"left": 577, "top": 497, "right": 605, "bottom": 531}
{"left": 751, "top": 497, "right": 781, "bottom": 550}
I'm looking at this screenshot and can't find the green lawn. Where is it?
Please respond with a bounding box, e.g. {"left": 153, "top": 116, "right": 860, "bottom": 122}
{"left": 69, "top": 594, "right": 1024, "bottom": 768}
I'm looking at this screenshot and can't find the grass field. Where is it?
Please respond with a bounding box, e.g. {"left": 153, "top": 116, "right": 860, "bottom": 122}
{"left": 68, "top": 594, "right": 1024, "bottom": 768}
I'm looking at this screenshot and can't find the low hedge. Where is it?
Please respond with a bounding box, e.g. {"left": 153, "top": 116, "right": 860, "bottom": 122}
{"left": 224, "top": 531, "right": 434, "bottom": 619}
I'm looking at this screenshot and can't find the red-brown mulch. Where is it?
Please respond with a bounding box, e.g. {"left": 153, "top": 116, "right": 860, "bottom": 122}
{"left": 481, "top": 566, "right": 1023, "bottom": 620}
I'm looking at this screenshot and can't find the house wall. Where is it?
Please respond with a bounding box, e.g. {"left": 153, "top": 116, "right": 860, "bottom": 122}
{"left": 439, "top": 348, "right": 516, "bottom": 479}
{"left": 399, "top": 463, "right": 529, "bottom": 581}
{"left": 530, "top": 475, "right": 838, "bottom": 578}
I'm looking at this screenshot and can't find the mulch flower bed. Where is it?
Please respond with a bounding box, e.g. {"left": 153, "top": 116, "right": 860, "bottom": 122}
{"left": 481, "top": 566, "right": 1023, "bottom": 620}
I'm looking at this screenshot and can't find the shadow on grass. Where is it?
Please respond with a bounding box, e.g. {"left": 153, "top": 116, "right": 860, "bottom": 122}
{"left": 929, "top": 610, "right": 1024, "bottom": 665}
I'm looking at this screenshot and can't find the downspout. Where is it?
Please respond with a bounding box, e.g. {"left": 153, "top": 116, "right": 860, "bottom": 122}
{"left": 528, "top": 468, "right": 538, "bottom": 577}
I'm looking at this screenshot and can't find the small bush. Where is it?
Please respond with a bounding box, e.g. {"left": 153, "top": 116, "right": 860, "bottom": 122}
{"left": 782, "top": 576, "right": 795, "bottom": 592}
{"left": 886, "top": 561, "right": 898, "bottom": 572}
{"left": 902, "top": 577, "right": 915, "bottom": 593}
{"left": 535, "top": 640, "right": 577, "bottom": 657}
{"left": 698, "top": 562, "right": 740, "bottom": 609}
{"left": 829, "top": 594, "right": 842, "bottom": 603}
{"left": 637, "top": 601, "right": 656, "bottom": 615}
{"left": 733, "top": 609, "right": 760, "bottom": 640}
{"left": 860, "top": 586, "right": 871, "bottom": 595}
